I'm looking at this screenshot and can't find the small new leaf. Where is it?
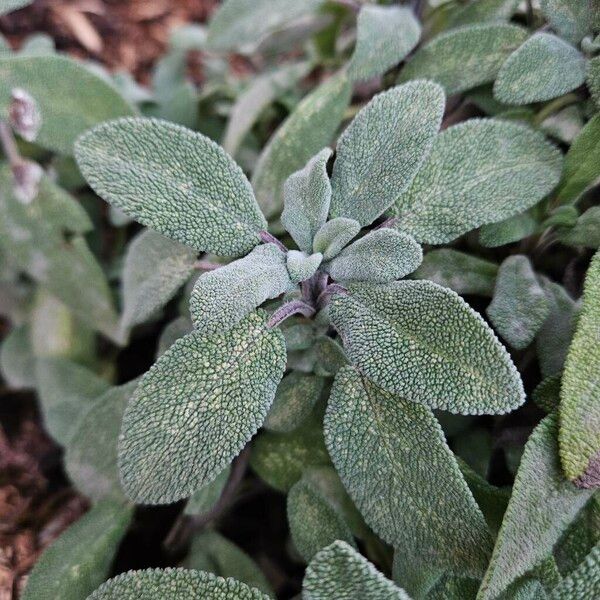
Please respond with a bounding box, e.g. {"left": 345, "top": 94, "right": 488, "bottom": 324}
{"left": 286, "top": 250, "right": 323, "bottom": 285}
{"left": 118, "top": 311, "right": 286, "bottom": 504}
{"left": 330, "top": 80, "right": 445, "bottom": 226}
{"left": 75, "top": 117, "right": 267, "bottom": 256}
{"left": 324, "top": 228, "right": 422, "bottom": 284}
{"left": 190, "top": 244, "right": 295, "bottom": 335}
{"left": 494, "top": 33, "right": 586, "bottom": 105}
{"left": 330, "top": 281, "right": 524, "bottom": 415}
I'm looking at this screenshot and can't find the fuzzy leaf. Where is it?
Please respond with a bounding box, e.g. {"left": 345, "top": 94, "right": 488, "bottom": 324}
{"left": 286, "top": 250, "right": 323, "bottom": 284}
{"left": 325, "top": 228, "right": 422, "bottom": 283}
{"left": 156, "top": 316, "right": 193, "bottom": 358}
{"left": 398, "top": 24, "right": 527, "bottom": 95}
{"left": 0, "top": 324, "right": 34, "bottom": 389}
{"left": 486, "top": 255, "right": 550, "bottom": 350}
{"left": 556, "top": 114, "right": 600, "bottom": 204}
{"left": 312, "top": 217, "right": 360, "bottom": 261}
{"left": 264, "top": 372, "right": 324, "bottom": 433}
{"left": 559, "top": 251, "right": 600, "bottom": 487}
{"left": 281, "top": 148, "right": 332, "bottom": 254}
{"left": 206, "top": 0, "right": 324, "bottom": 53}
{"left": 121, "top": 229, "right": 196, "bottom": 334}
{"left": 550, "top": 542, "right": 600, "bottom": 598}
{"left": 313, "top": 336, "right": 348, "bottom": 377}
{"left": 66, "top": 381, "right": 138, "bottom": 503}
{"left": 184, "top": 467, "right": 230, "bottom": 516}
{"left": 326, "top": 366, "right": 493, "bottom": 576}
{"left": 250, "top": 411, "right": 330, "bottom": 492}
{"left": 532, "top": 375, "right": 562, "bottom": 414}
{"left": 411, "top": 249, "right": 498, "bottom": 297}
{"left": 223, "top": 62, "right": 311, "bottom": 156}
{"left": 189, "top": 244, "right": 294, "bottom": 335}
{"left": 75, "top": 117, "right": 266, "bottom": 256}
{"left": 22, "top": 500, "right": 132, "bottom": 600}
{"left": 0, "top": 55, "right": 134, "bottom": 154}
{"left": 425, "top": 574, "right": 480, "bottom": 600}
{"left": 557, "top": 207, "right": 600, "bottom": 248}
{"left": 288, "top": 477, "right": 355, "bottom": 562}
{"left": 0, "top": 168, "right": 121, "bottom": 342}
{"left": 330, "top": 281, "right": 524, "bottom": 415}
{"left": 449, "top": 0, "right": 520, "bottom": 27}
{"left": 348, "top": 5, "right": 420, "bottom": 82}
{"left": 35, "top": 358, "right": 110, "bottom": 446}
{"left": 540, "top": 0, "right": 596, "bottom": 45}
{"left": 536, "top": 279, "right": 579, "bottom": 377}
{"left": 392, "top": 119, "right": 562, "bottom": 244}
{"left": 303, "top": 541, "right": 410, "bottom": 600}
{"left": 118, "top": 311, "right": 286, "bottom": 504}
{"left": 329, "top": 81, "right": 445, "bottom": 226}
{"left": 252, "top": 73, "right": 351, "bottom": 219}
{"left": 184, "top": 531, "right": 273, "bottom": 596}
{"left": 478, "top": 415, "right": 594, "bottom": 600}
{"left": 87, "top": 568, "right": 269, "bottom": 600}
{"left": 0, "top": 0, "right": 33, "bottom": 15}
{"left": 494, "top": 33, "right": 586, "bottom": 105}
{"left": 479, "top": 211, "right": 538, "bottom": 248}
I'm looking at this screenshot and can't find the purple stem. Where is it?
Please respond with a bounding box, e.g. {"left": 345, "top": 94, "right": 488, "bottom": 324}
{"left": 267, "top": 300, "right": 315, "bottom": 328}
{"left": 259, "top": 231, "right": 287, "bottom": 253}
{"left": 317, "top": 283, "right": 348, "bottom": 308}
{"left": 374, "top": 216, "right": 398, "bottom": 230}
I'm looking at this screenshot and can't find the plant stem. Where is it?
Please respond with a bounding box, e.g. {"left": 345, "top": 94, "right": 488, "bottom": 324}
{"left": 267, "top": 300, "right": 316, "bottom": 328}
{"left": 259, "top": 230, "right": 287, "bottom": 252}
{"left": 0, "top": 120, "right": 22, "bottom": 168}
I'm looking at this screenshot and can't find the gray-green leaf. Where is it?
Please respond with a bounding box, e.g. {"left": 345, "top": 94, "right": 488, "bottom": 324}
{"left": 189, "top": 244, "right": 295, "bottom": 335}
{"left": 557, "top": 207, "right": 600, "bottom": 249}
{"left": 75, "top": 117, "right": 267, "bottom": 256}
{"left": 184, "top": 467, "right": 230, "bottom": 516}
{"left": 540, "top": 0, "right": 596, "bottom": 45}
{"left": 281, "top": 148, "right": 332, "bottom": 254}
{"left": 494, "top": 33, "right": 586, "bottom": 105}
{"left": 478, "top": 415, "right": 594, "bottom": 600}
{"left": 22, "top": 500, "right": 132, "bottom": 600}
{"left": 286, "top": 250, "right": 323, "bottom": 284}
{"left": 303, "top": 541, "right": 410, "bottom": 600}
{"left": 118, "top": 311, "right": 286, "bottom": 504}
{"left": 329, "top": 80, "right": 445, "bottom": 226}
{"left": 479, "top": 211, "right": 539, "bottom": 248}
{"left": 329, "top": 281, "right": 524, "bottom": 415}
{"left": 550, "top": 541, "right": 600, "bottom": 599}
{"left": 86, "top": 568, "right": 269, "bottom": 600}
{"left": 348, "top": 5, "right": 420, "bottom": 82}
{"left": 392, "top": 119, "right": 562, "bottom": 244}
{"left": 325, "top": 228, "right": 422, "bottom": 283}
{"left": 312, "top": 217, "right": 361, "bottom": 261}
{"left": 486, "top": 255, "right": 550, "bottom": 350}
{"left": 398, "top": 24, "right": 528, "bottom": 95}
{"left": 325, "top": 366, "right": 493, "bottom": 577}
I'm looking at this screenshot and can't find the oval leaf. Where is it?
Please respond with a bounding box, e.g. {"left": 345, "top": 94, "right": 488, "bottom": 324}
{"left": 75, "top": 117, "right": 267, "bottom": 256}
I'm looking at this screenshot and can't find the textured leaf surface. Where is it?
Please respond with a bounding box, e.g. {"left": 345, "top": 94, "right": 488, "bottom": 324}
{"left": 281, "top": 148, "right": 332, "bottom": 254}
{"left": 325, "top": 228, "right": 422, "bottom": 283}
{"left": 399, "top": 24, "right": 527, "bottom": 95}
{"left": 556, "top": 114, "right": 600, "bottom": 204}
{"left": 119, "top": 311, "right": 286, "bottom": 504}
{"left": 313, "top": 336, "right": 348, "bottom": 378}
{"left": 264, "top": 372, "right": 324, "bottom": 433}
{"left": 184, "top": 531, "right": 273, "bottom": 596}
{"left": 156, "top": 316, "right": 193, "bottom": 358}
{"left": 252, "top": 73, "right": 351, "bottom": 219}
{"left": 326, "top": 367, "right": 493, "bottom": 576}
{"left": 66, "top": 381, "right": 138, "bottom": 503}
{"left": 0, "top": 168, "right": 120, "bottom": 342}
{"left": 393, "top": 119, "right": 562, "bottom": 244}
{"left": 479, "top": 415, "right": 594, "bottom": 600}
{"left": 0, "top": 55, "right": 134, "bottom": 154}
{"left": 0, "top": 324, "right": 34, "bottom": 389}
{"left": 348, "top": 5, "right": 420, "bottom": 82}
{"left": 288, "top": 477, "right": 355, "bottom": 562}
{"left": 87, "top": 568, "right": 269, "bottom": 600}
{"left": 184, "top": 467, "right": 230, "bottom": 515}
{"left": 550, "top": 541, "right": 600, "bottom": 599}
{"left": 312, "top": 217, "right": 360, "bottom": 261}
{"left": 540, "top": 0, "right": 595, "bottom": 45}
{"left": 559, "top": 251, "right": 600, "bottom": 487}
{"left": 329, "top": 81, "right": 445, "bottom": 226}
{"left": 426, "top": 574, "right": 480, "bottom": 600}
{"left": 411, "top": 249, "right": 498, "bottom": 297}
{"left": 486, "top": 255, "right": 549, "bottom": 350}
{"left": 22, "top": 500, "right": 132, "bottom": 600}
{"left": 286, "top": 250, "right": 322, "bottom": 284}
{"left": 206, "top": 0, "right": 324, "bottom": 53}
{"left": 303, "top": 541, "right": 410, "bottom": 600}
{"left": 75, "top": 117, "right": 266, "bottom": 256}
{"left": 0, "top": 0, "right": 33, "bottom": 15}
{"left": 330, "top": 281, "right": 524, "bottom": 415}
{"left": 557, "top": 207, "right": 600, "bottom": 249}
{"left": 190, "top": 244, "right": 294, "bottom": 335}
{"left": 35, "top": 358, "right": 110, "bottom": 446}
{"left": 121, "top": 229, "right": 196, "bottom": 333}
{"left": 494, "top": 33, "right": 586, "bottom": 105}
{"left": 479, "top": 211, "right": 538, "bottom": 248}
{"left": 223, "top": 62, "right": 310, "bottom": 155}
{"left": 449, "top": 0, "right": 520, "bottom": 26}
